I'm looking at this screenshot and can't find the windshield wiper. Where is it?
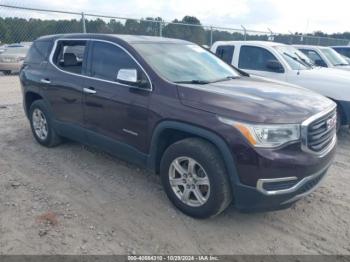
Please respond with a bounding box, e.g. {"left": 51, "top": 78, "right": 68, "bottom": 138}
{"left": 335, "top": 63, "right": 349, "bottom": 66}
{"left": 283, "top": 52, "right": 311, "bottom": 68}
{"left": 211, "top": 76, "right": 237, "bottom": 83}
{"left": 174, "top": 80, "right": 210, "bottom": 85}
{"left": 294, "top": 52, "right": 314, "bottom": 67}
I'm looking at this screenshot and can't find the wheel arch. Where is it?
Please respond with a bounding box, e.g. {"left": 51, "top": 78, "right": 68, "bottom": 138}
{"left": 147, "top": 120, "right": 240, "bottom": 186}
{"left": 24, "top": 91, "right": 43, "bottom": 118}
{"left": 329, "top": 98, "right": 350, "bottom": 125}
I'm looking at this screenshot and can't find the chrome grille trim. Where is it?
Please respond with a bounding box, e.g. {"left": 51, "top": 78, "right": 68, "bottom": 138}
{"left": 301, "top": 104, "right": 337, "bottom": 157}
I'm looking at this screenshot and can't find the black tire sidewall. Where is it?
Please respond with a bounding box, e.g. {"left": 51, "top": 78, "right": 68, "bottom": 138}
{"left": 160, "top": 139, "right": 232, "bottom": 218}
{"left": 29, "top": 100, "right": 54, "bottom": 146}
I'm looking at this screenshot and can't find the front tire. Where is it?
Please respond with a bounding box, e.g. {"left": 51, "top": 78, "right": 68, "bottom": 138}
{"left": 29, "top": 100, "right": 62, "bottom": 147}
{"left": 160, "top": 138, "right": 232, "bottom": 218}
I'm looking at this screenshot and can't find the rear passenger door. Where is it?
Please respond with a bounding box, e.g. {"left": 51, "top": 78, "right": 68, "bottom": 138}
{"left": 45, "top": 40, "right": 88, "bottom": 141}
{"left": 83, "top": 40, "right": 151, "bottom": 157}
{"left": 21, "top": 40, "right": 52, "bottom": 98}
{"left": 238, "top": 45, "right": 287, "bottom": 81}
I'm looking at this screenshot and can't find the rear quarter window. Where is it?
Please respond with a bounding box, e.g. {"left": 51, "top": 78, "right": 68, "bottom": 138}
{"left": 215, "top": 45, "right": 234, "bottom": 64}
{"left": 25, "top": 41, "right": 52, "bottom": 64}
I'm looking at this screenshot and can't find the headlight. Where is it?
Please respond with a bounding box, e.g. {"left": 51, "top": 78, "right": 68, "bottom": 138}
{"left": 218, "top": 116, "right": 300, "bottom": 148}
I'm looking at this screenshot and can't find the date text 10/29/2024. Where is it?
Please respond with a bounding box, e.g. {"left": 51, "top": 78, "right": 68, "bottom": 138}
{"left": 127, "top": 255, "right": 220, "bottom": 261}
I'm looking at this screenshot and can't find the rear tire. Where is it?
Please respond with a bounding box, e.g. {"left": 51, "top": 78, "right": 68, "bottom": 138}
{"left": 160, "top": 138, "right": 232, "bottom": 218}
{"left": 29, "top": 100, "right": 62, "bottom": 147}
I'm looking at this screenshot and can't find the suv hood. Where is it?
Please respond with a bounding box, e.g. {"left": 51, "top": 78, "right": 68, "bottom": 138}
{"left": 177, "top": 76, "right": 334, "bottom": 124}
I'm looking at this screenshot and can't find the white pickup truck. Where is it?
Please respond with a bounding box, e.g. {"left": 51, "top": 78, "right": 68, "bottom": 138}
{"left": 294, "top": 45, "right": 350, "bottom": 71}
{"left": 211, "top": 41, "right": 350, "bottom": 128}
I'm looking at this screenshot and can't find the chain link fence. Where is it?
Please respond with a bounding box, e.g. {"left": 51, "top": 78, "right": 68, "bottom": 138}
{"left": 0, "top": 2, "right": 349, "bottom": 47}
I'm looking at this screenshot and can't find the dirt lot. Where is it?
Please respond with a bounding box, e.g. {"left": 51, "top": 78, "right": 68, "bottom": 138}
{"left": 0, "top": 75, "right": 349, "bottom": 255}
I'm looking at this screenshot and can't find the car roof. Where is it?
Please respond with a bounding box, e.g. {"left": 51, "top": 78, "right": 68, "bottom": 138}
{"left": 37, "top": 33, "right": 192, "bottom": 45}
{"left": 294, "top": 45, "right": 331, "bottom": 50}
{"left": 213, "top": 40, "right": 287, "bottom": 47}
{"left": 294, "top": 45, "right": 318, "bottom": 49}
{"left": 331, "top": 46, "right": 350, "bottom": 48}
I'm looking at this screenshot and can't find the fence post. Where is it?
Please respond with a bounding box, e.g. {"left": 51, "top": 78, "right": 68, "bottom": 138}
{"left": 210, "top": 26, "right": 213, "bottom": 46}
{"left": 159, "top": 21, "right": 163, "bottom": 37}
{"left": 81, "top": 12, "right": 86, "bottom": 33}
{"left": 241, "top": 25, "right": 247, "bottom": 41}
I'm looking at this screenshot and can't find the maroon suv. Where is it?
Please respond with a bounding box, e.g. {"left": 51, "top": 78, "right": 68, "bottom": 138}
{"left": 19, "top": 34, "right": 337, "bottom": 218}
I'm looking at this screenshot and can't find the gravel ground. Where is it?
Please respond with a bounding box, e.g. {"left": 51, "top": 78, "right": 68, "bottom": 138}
{"left": 0, "top": 75, "right": 349, "bottom": 255}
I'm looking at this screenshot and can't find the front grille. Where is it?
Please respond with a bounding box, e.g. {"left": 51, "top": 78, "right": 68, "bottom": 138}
{"left": 262, "top": 179, "right": 298, "bottom": 191}
{"left": 305, "top": 109, "right": 336, "bottom": 153}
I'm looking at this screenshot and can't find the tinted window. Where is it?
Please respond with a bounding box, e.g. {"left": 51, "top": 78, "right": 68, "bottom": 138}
{"left": 333, "top": 47, "right": 350, "bottom": 58}
{"left": 90, "top": 42, "right": 140, "bottom": 82}
{"left": 238, "top": 46, "right": 279, "bottom": 72}
{"left": 216, "top": 45, "right": 234, "bottom": 64}
{"left": 53, "top": 40, "right": 87, "bottom": 74}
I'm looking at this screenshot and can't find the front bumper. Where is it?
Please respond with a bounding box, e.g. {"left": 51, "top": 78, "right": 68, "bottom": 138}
{"left": 233, "top": 163, "right": 331, "bottom": 212}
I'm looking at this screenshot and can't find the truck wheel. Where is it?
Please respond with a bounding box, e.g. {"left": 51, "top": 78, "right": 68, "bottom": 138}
{"left": 3, "top": 70, "right": 11, "bottom": 75}
{"left": 160, "top": 138, "right": 232, "bottom": 218}
{"left": 29, "top": 100, "right": 62, "bottom": 147}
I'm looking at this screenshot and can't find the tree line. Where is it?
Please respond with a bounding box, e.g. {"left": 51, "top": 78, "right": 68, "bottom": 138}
{"left": 0, "top": 15, "right": 349, "bottom": 46}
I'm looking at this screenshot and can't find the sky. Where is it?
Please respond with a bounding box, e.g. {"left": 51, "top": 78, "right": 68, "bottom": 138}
{"left": 1, "top": 0, "right": 350, "bottom": 34}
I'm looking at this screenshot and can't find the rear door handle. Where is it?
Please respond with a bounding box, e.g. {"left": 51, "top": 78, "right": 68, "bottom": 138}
{"left": 83, "top": 87, "right": 97, "bottom": 94}
{"left": 40, "top": 78, "right": 51, "bottom": 84}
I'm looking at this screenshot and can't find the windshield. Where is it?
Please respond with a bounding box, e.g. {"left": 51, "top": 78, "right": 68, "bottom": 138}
{"left": 132, "top": 43, "right": 240, "bottom": 83}
{"left": 274, "top": 45, "right": 313, "bottom": 70}
{"left": 320, "top": 47, "right": 349, "bottom": 66}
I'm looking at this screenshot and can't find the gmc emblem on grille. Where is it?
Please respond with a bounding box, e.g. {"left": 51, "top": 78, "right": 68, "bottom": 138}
{"left": 326, "top": 115, "right": 336, "bottom": 130}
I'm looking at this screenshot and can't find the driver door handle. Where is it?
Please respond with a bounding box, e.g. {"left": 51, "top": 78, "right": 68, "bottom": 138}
{"left": 83, "top": 87, "right": 97, "bottom": 94}
{"left": 40, "top": 78, "right": 51, "bottom": 84}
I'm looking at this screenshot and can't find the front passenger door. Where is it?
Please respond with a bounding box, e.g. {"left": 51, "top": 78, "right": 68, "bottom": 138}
{"left": 83, "top": 41, "right": 151, "bottom": 157}
{"left": 238, "top": 45, "right": 287, "bottom": 81}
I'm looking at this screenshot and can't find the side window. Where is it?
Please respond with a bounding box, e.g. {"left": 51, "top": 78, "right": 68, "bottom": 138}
{"left": 238, "top": 46, "right": 280, "bottom": 72}
{"left": 215, "top": 45, "right": 234, "bottom": 64}
{"left": 25, "top": 41, "right": 52, "bottom": 64}
{"left": 53, "top": 40, "right": 87, "bottom": 74}
{"left": 300, "top": 49, "right": 325, "bottom": 66}
{"left": 90, "top": 41, "right": 148, "bottom": 87}
{"left": 342, "top": 48, "right": 350, "bottom": 58}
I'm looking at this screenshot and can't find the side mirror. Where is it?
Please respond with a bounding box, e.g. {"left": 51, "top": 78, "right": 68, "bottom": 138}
{"left": 314, "top": 59, "right": 327, "bottom": 67}
{"left": 117, "top": 69, "right": 138, "bottom": 83}
{"left": 116, "top": 68, "right": 150, "bottom": 89}
{"left": 266, "top": 60, "right": 284, "bottom": 73}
